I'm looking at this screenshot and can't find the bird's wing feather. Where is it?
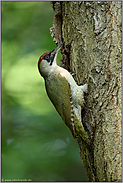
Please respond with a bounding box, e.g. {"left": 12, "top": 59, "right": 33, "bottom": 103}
{"left": 45, "top": 73, "right": 75, "bottom": 136}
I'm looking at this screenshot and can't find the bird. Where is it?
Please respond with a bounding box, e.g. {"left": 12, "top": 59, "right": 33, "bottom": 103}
{"left": 38, "top": 42, "right": 88, "bottom": 140}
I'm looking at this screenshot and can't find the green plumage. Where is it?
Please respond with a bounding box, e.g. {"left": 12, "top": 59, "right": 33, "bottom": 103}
{"left": 45, "top": 72, "right": 75, "bottom": 137}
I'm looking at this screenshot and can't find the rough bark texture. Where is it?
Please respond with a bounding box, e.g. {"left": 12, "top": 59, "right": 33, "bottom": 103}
{"left": 50, "top": 1, "right": 122, "bottom": 182}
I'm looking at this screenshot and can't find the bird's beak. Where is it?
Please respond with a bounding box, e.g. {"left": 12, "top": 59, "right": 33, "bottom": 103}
{"left": 51, "top": 41, "right": 65, "bottom": 56}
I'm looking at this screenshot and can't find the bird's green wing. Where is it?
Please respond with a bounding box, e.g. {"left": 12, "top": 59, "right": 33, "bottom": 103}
{"left": 45, "top": 73, "right": 75, "bottom": 137}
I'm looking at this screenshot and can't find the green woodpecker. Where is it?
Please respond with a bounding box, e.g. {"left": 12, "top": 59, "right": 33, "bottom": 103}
{"left": 38, "top": 42, "right": 88, "bottom": 139}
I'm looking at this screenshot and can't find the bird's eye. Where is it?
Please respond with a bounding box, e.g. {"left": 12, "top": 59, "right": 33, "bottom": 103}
{"left": 45, "top": 54, "right": 49, "bottom": 60}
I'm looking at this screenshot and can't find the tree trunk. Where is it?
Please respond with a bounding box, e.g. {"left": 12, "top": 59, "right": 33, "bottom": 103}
{"left": 50, "top": 1, "right": 122, "bottom": 182}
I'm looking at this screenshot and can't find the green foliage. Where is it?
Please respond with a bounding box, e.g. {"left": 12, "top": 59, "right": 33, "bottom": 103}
{"left": 1, "top": 1, "right": 87, "bottom": 181}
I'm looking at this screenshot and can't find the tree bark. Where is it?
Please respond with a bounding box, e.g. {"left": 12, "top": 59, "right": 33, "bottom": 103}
{"left": 50, "top": 1, "right": 122, "bottom": 182}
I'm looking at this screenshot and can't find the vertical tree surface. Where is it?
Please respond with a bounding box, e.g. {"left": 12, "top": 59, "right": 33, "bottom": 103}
{"left": 50, "top": 1, "right": 122, "bottom": 182}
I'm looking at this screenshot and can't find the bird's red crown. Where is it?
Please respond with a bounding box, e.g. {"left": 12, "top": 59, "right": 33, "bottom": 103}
{"left": 38, "top": 51, "right": 50, "bottom": 75}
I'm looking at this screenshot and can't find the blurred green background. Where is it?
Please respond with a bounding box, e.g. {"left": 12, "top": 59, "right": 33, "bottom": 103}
{"left": 1, "top": 1, "right": 87, "bottom": 182}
